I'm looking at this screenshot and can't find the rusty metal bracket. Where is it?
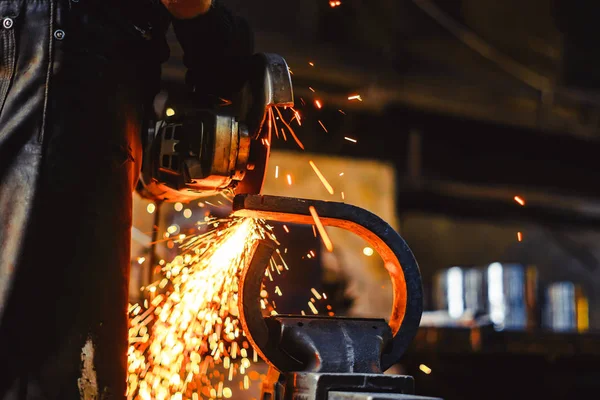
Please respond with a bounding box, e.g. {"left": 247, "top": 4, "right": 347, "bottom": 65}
{"left": 232, "top": 194, "right": 423, "bottom": 372}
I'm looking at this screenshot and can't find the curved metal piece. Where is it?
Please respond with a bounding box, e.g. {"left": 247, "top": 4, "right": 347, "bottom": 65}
{"left": 239, "top": 240, "right": 307, "bottom": 371}
{"left": 233, "top": 194, "right": 423, "bottom": 372}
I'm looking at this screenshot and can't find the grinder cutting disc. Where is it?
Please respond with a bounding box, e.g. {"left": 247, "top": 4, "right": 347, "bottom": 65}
{"left": 234, "top": 53, "right": 294, "bottom": 195}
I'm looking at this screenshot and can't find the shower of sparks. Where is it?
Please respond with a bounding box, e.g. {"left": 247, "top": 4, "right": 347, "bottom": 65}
{"left": 126, "top": 213, "right": 335, "bottom": 400}
{"left": 308, "top": 160, "right": 335, "bottom": 195}
{"left": 127, "top": 217, "right": 272, "bottom": 399}
{"left": 127, "top": 213, "right": 334, "bottom": 399}
{"left": 514, "top": 195, "right": 526, "bottom": 206}
{"left": 308, "top": 206, "right": 334, "bottom": 252}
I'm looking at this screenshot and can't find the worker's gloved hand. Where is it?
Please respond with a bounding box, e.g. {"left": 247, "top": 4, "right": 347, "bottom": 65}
{"left": 161, "top": 0, "right": 213, "bottom": 19}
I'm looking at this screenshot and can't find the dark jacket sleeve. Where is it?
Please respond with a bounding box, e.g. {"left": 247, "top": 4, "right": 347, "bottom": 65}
{"left": 170, "top": 0, "right": 255, "bottom": 99}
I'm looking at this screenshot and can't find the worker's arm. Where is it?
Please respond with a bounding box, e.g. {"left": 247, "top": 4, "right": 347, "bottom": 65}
{"left": 163, "top": 0, "right": 255, "bottom": 100}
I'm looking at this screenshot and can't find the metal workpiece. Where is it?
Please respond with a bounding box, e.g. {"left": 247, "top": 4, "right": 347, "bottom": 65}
{"left": 233, "top": 194, "right": 424, "bottom": 371}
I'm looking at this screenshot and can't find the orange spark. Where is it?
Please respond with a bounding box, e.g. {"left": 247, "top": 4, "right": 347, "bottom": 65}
{"left": 290, "top": 108, "right": 302, "bottom": 126}
{"left": 286, "top": 174, "right": 292, "bottom": 185}
{"left": 311, "top": 288, "right": 322, "bottom": 300}
{"left": 309, "top": 61, "right": 315, "bottom": 67}
{"left": 419, "top": 364, "right": 432, "bottom": 375}
{"left": 348, "top": 94, "right": 362, "bottom": 101}
{"left": 269, "top": 107, "right": 281, "bottom": 140}
{"left": 514, "top": 196, "right": 526, "bottom": 206}
{"left": 274, "top": 106, "right": 305, "bottom": 150}
{"left": 315, "top": 99, "right": 322, "bottom": 109}
{"left": 309, "top": 206, "right": 334, "bottom": 252}
{"left": 283, "top": 225, "right": 290, "bottom": 233}
{"left": 309, "top": 87, "right": 315, "bottom": 92}
{"left": 268, "top": 109, "right": 275, "bottom": 138}
{"left": 294, "top": 109, "right": 302, "bottom": 126}
{"left": 329, "top": 1, "right": 342, "bottom": 7}
{"left": 318, "top": 120, "right": 328, "bottom": 132}
{"left": 517, "top": 232, "right": 523, "bottom": 242}
{"left": 275, "top": 165, "right": 279, "bottom": 179}
{"left": 344, "top": 136, "right": 357, "bottom": 143}
{"left": 309, "top": 160, "right": 335, "bottom": 195}
{"left": 338, "top": 109, "right": 346, "bottom": 115}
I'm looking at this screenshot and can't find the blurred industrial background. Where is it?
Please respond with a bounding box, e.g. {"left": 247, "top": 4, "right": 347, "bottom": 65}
{"left": 130, "top": 1, "right": 600, "bottom": 399}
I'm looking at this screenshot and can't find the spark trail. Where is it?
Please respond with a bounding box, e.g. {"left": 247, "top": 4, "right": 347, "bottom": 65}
{"left": 127, "top": 217, "right": 276, "bottom": 399}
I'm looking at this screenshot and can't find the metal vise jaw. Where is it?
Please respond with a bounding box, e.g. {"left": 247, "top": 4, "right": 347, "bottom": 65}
{"left": 232, "top": 194, "right": 442, "bottom": 400}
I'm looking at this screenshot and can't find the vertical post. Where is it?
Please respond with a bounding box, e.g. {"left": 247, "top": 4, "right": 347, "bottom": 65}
{"left": 407, "top": 128, "right": 423, "bottom": 189}
{"left": 147, "top": 201, "right": 163, "bottom": 298}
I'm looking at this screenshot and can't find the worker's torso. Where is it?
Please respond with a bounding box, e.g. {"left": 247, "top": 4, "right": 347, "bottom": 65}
{"left": 0, "top": 1, "right": 168, "bottom": 397}
{"left": 0, "top": 0, "right": 169, "bottom": 143}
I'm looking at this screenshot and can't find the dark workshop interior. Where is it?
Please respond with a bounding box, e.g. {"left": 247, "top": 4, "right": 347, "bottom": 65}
{"left": 128, "top": 1, "right": 600, "bottom": 399}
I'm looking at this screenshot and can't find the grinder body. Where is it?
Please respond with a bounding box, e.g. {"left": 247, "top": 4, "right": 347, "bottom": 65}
{"left": 136, "top": 53, "right": 293, "bottom": 203}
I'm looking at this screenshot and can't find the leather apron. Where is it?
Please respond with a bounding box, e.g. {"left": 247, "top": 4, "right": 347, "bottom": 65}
{"left": 0, "top": 1, "right": 153, "bottom": 398}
